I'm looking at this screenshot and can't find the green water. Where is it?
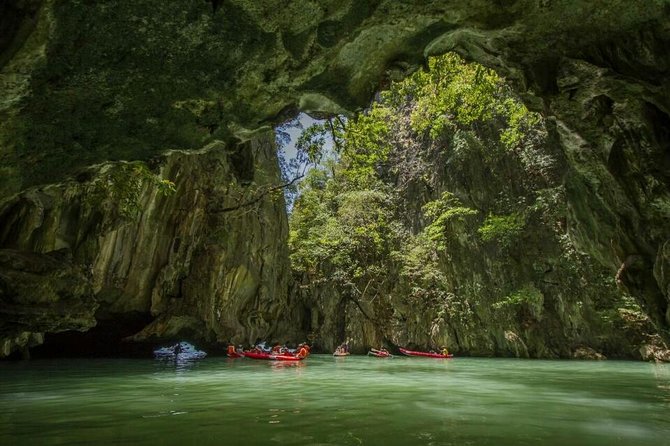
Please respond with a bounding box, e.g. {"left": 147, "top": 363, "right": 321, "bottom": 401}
{"left": 1, "top": 356, "right": 669, "bottom": 446}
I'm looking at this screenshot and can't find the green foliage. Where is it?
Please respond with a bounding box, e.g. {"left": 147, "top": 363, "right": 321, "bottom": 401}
{"left": 399, "top": 234, "right": 477, "bottom": 330}
{"left": 277, "top": 117, "right": 345, "bottom": 209}
{"left": 409, "top": 54, "right": 498, "bottom": 138}
{"left": 492, "top": 285, "right": 543, "bottom": 310}
{"left": 290, "top": 52, "right": 539, "bottom": 308}
{"left": 287, "top": 51, "right": 646, "bottom": 357}
{"left": 478, "top": 213, "right": 524, "bottom": 247}
{"left": 295, "top": 123, "right": 329, "bottom": 165}
{"left": 498, "top": 98, "right": 542, "bottom": 149}
{"left": 422, "top": 192, "right": 478, "bottom": 248}
{"left": 289, "top": 165, "right": 402, "bottom": 293}
{"left": 340, "top": 104, "right": 394, "bottom": 187}
{"left": 400, "top": 234, "right": 444, "bottom": 289}
{"left": 597, "top": 294, "right": 649, "bottom": 331}
{"left": 91, "top": 163, "right": 176, "bottom": 219}
{"left": 288, "top": 171, "right": 332, "bottom": 274}
{"left": 390, "top": 53, "right": 541, "bottom": 150}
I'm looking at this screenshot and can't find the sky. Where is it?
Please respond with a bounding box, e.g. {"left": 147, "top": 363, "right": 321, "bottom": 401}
{"left": 277, "top": 111, "right": 338, "bottom": 179}
{"left": 275, "top": 112, "right": 337, "bottom": 212}
{"left": 278, "top": 112, "right": 334, "bottom": 160}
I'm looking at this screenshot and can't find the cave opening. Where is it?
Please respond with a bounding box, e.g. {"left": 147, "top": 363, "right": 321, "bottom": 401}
{"left": 27, "top": 312, "right": 155, "bottom": 359}
{"left": 274, "top": 112, "right": 339, "bottom": 212}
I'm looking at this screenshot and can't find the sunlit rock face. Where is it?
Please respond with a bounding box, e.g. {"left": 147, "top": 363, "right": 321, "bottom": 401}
{"left": 297, "top": 101, "right": 665, "bottom": 360}
{"left": 0, "top": 0, "right": 668, "bottom": 354}
{"left": 0, "top": 137, "right": 298, "bottom": 356}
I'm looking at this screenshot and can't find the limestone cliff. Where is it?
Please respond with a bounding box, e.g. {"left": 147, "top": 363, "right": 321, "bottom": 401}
{"left": 294, "top": 100, "right": 667, "bottom": 360}
{"left": 0, "top": 136, "right": 298, "bottom": 357}
{"left": 1, "top": 0, "right": 669, "bottom": 356}
{"left": 0, "top": 248, "right": 97, "bottom": 357}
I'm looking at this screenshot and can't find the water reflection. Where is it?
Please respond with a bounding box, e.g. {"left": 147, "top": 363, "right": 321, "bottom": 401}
{"left": 269, "top": 360, "right": 306, "bottom": 370}
{"left": 154, "top": 356, "right": 203, "bottom": 374}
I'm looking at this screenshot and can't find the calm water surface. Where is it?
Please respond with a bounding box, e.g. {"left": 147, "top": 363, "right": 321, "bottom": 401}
{"left": 1, "top": 356, "right": 669, "bottom": 445}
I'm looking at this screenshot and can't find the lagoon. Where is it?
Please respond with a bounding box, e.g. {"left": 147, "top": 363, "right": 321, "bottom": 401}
{"left": 1, "top": 356, "right": 669, "bottom": 445}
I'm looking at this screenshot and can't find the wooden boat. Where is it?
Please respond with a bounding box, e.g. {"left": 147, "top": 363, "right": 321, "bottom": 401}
{"left": 399, "top": 347, "right": 453, "bottom": 358}
{"left": 243, "top": 351, "right": 303, "bottom": 361}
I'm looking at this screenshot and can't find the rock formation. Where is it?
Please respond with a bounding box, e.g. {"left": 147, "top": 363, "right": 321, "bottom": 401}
{"left": 1, "top": 137, "right": 298, "bottom": 356}
{"left": 293, "top": 83, "right": 666, "bottom": 359}
{"left": 0, "top": 0, "right": 668, "bottom": 356}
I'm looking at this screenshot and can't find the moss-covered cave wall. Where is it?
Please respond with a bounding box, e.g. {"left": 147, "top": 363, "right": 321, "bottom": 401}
{"left": 0, "top": 0, "right": 669, "bottom": 356}
{"left": 1, "top": 136, "right": 301, "bottom": 357}
{"left": 293, "top": 94, "right": 666, "bottom": 360}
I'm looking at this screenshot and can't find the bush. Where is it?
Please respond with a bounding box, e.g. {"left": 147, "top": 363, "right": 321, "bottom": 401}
{"left": 478, "top": 213, "right": 524, "bottom": 247}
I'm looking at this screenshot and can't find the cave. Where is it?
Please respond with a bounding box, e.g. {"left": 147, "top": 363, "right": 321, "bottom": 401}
{"left": 0, "top": 0, "right": 668, "bottom": 360}
{"left": 3, "top": 3, "right": 670, "bottom": 445}
{"left": 26, "top": 313, "right": 155, "bottom": 359}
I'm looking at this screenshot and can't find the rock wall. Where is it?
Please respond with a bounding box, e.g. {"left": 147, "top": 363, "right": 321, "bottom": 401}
{"left": 296, "top": 102, "right": 668, "bottom": 360}
{"left": 549, "top": 59, "right": 670, "bottom": 333}
{"left": 0, "top": 136, "right": 300, "bottom": 357}
{"left": 1, "top": 0, "right": 669, "bottom": 356}
{"left": 394, "top": 121, "right": 664, "bottom": 359}
{"left": 0, "top": 248, "right": 97, "bottom": 357}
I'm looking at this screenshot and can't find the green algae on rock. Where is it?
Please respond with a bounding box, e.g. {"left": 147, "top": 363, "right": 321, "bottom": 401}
{"left": 0, "top": 136, "right": 300, "bottom": 357}
{"left": 0, "top": 0, "right": 669, "bottom": 357}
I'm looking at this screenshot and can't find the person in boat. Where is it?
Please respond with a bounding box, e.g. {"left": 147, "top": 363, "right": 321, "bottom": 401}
{"left": 173, "top": 342, "right": 183, "bottom": 355}
{"left": 227, "top": 344, "right": 236, "bottom": 356}
{"left": 252, "top": 338, "right": 265, "bottom": 352}
{"left": 334, "top": 346, "right": 343, "bottom": 355}
{"left": 370, "top": 347, "right": 389, "bottom": 356}
{"left": 441, "top": 347, "right": 449, "bottom": 356}
{"left": 296, "top": 343, "right": 310, "bottom": 358}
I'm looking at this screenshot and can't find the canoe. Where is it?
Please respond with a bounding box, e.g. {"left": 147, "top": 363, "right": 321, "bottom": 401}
{"left": 227, "top": 351, "right": 244, "bottom": 358}
{"left": 333, "top": 352, "right": 350, "bottom": 357}
{"left": 367, "top": 350, "right": 392, "bottom": 358}
{"left": 399, "top": 347, "right": 453, "bottom": 358}
{"left": 243, "top": 351, "right": 303, "bottom": 361}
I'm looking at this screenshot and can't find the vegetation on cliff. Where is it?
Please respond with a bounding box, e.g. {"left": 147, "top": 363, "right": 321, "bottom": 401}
{"left": 288, "top": 53, "right": 665, "bottom": 359}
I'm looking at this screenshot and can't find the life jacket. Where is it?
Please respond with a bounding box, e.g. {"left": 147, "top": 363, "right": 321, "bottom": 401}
{"left": 227, "top": 345, "right": 236, "bottom": 355}
{"left": 297, "top": 347, "right": 308, "bottom": 358}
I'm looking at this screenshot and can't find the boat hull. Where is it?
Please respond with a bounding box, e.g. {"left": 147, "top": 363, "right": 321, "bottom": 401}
{"left": 399, "top": 347, "right": 453, "bottom": 358}
{"left": 368, "top": 350, "right": 392, "bottom": 358}
{"left": 243, "top": 351, "right": 303, "bottom": 361}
